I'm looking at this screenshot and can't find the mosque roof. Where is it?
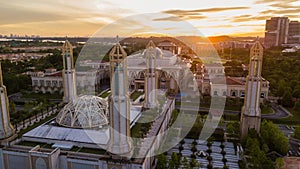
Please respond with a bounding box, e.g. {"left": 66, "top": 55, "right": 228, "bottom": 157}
{"left": 56, "top": 95, "right": 109, "bottom": 129}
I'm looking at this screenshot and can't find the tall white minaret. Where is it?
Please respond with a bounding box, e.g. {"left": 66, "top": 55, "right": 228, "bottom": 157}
{"left": 108, "top": 41, "right": 132, "bottom": 156}
{"left": 0, "top": 63, "right": 14, "bottom": 140}
{"left": 144, "top": 41, "right": 159, "bottom": 109}
{"left": 62, "top": 40, "right": 77, "bottom": 103}
{"left": 240, "top": 41, "right": 264, "bottom": 138}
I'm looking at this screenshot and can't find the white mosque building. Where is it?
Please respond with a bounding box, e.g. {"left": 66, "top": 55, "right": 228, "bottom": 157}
{"left": 0, "top": 40, "right": 178, "bottom": 169}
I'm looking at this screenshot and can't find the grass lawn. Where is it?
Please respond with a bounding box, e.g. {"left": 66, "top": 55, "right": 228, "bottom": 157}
{"left": 99, "top": 90, "right": 111, "bottom": 98}
{"left": 261, "top": 105, "right": 274, "bottom": 114}
{"left": 271, "top": 107, "right": 300, "bottom": 125}
{"left": 130, "top": 91, "right": 144, "bottom": 101}
{"left": 22, "top": 92, "right": 62, "bottom": 100}
{"left": 224, "top": 104, "right": 242, "bottom": 111}
{"left": 17, "top": 141, "right": 53, "bottom": 149}
{"left": 79, "top": 148, "right": 107, "bottom": 155}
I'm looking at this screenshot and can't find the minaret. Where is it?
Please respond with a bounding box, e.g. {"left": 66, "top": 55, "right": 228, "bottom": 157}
{"left": 108, "top": 41, "right": 132, "bottom": 156}
{"left": 62, "top": 40, "right": 77, "bottom": 103}
{"left": 240, "top": 41, "right": 264, "bottom": 138}
{"left": 144, "top": 41, "right": 159, "bottom": 109}
{"left": 0, "top": 63, "right": 14, "bottom": 140}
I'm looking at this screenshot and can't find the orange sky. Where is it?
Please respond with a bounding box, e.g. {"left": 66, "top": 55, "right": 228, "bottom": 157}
{"left": 0, "top": 0, "right": 299, "bottom": 37}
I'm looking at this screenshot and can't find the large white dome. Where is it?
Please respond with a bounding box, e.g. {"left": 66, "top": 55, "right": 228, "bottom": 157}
{"left": 56, "top": 95, "right": 109, "bottom": 128}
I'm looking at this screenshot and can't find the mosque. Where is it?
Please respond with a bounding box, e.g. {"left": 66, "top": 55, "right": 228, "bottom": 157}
{"left": 0, "top": 37, "right": 266, "bottom": 168}
{"left": 0, "top": 39, "right": 184, "bottom": 169}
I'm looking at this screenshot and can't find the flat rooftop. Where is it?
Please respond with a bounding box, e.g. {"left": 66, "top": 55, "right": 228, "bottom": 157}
{"left": 22, "top": 105, "right": 142, "bottom": 147}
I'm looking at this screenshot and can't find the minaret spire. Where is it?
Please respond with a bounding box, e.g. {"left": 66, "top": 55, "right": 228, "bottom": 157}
{"left": 0, "top": 63, "right": 15, "bottom": 140}
{"left": 144, "top": 40, "right": 159, "bottom": 109}
{"left": 108, "top": 41, "right": 132, "bottom": 156}
{"left": 240, "top": 41, "right": 264, "bottom": 138}
{"left": 0, "top": 63, "right": 3, "bottom": 86}
{"left": 62, "top": 40, "right": 77, "bottom": 103}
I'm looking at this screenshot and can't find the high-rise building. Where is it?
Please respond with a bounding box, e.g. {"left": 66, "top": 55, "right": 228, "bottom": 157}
{"left": 288, "top": 20, "right": 300, "bottom": 44}
{"left": 240, "top": 41, "right": 264, "bottom": 138}
{"left": 0, "top": 63, "right": 15, "bottom": 142}
{"left": 62, "top": 40, "right": 77, "bottom": 103}
{"left": 264, "top": 17, "right": 289, "bottom": 48}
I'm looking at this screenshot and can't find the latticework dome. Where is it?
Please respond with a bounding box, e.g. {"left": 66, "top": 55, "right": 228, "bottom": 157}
{"left": 56, "top": 95, "right": 109, "bottom": 128}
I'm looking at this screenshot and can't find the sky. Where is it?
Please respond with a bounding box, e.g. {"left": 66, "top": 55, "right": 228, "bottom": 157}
{"left": 0, "top": 0, "right": 299, "bottom": 37}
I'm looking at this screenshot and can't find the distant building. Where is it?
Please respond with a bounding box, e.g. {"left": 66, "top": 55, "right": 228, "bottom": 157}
{"left": 264, "top": 17, "right": 300, "bottom": 48}
{"left": 194, "top": 63, "right": 269, "bottom": 100}
{"left": 157, "top": 40, "right": 181, "bottom": 55}
{"left": 31, "top": 69, "right": 63, "bottom": 94}
{"left": 264, "top": 17, "right": 289, "bottom": 48}
{"left": 288, "top": 21, "right": 300, "bottom": 44}
{"left": 31, "top": 68, "right": 109, "bottom": 95}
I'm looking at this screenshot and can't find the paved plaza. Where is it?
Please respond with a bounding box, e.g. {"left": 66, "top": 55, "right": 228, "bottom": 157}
{"left": 167, "top": 138, "right": 240, "bottom": 169}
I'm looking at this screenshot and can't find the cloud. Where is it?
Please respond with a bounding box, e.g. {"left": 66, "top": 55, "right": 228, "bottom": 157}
{"left": 153, "top": 16, "right": 182, "bottom": 22}
{"left": 231, "top": 15, "right": 272, "bottom": 22}
{"left": 0, "top": 0, "right": 133, "bottom": 25}
{"left": 270, "top": 3, "right": 299, "bottom": 9}
{"left": 254, "top": 0, "right": 298, "bottom": 4}
{"left": 197, "top": 25, "right": 234, "bottom": 28}
{"left": 238, "top": 23, "right": 265, "bottom": 27}
{"left": 153, "top": 15, "right": 206, "bottom": 21}
{"left": 163, "top": 7, "right": 249, "bottom": 15}
{"left": 0, "top": 6, "right": 70, "bottom": 25}
{"left": 158, "top": 7, "right": 249, "bottom": 22}
{"left": 261, "top": 8, "right": 300, "bottom": 15}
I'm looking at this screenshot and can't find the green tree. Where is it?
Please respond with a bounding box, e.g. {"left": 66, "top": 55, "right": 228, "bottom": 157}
{"left": 169, "top": 152, "right": 180, "bottom": 169}
{"left": 24, "top": 101, "right": 32, "bottom": 113}
{"left": 277, "top": 80, "right": 286, "bottom": 97}
{"left": 293, "top": 126, "right": 300, "bottom": 140}
{"left": 276, "top": 157, "right": 284, "bottom": 169}
{"left": 9, "top": 101, "right": 16, "bottom": 114}
{"left": 190, "top": 158, "right": 200, "bottom": 168}
{"left": 156, "top": 154, "right": 168, "bottom": 169}
{"left": 261, "top": 120, "right": 289, "bottom": 155}
{"left": 282, "top": 91, "right": 294, "bottom": 107}
{"left": 246, "top": 137, "right": 275, "bottom": 169}
{"left": 294, "top": 101, "right": 300, "bottom": 109}
{"left": 181, "top": 157, "right": 190, "bottom": 169}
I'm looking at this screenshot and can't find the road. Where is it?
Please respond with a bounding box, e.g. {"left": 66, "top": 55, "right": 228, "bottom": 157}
{"left": 261, "top": 103, "right": 290, "bottom": 119}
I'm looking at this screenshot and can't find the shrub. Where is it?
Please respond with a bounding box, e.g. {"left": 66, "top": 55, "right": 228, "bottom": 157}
{"left": 207, "top": 155, "right": 212, "bottom": 161}
{"left": 179, "top": 145, "right": 184, "bottom": 151}
{"left": 206, "top": 148, "right": 212, "bottom": 154}
{"left": 207, "top": 164, "right": 213, "bottom": 169}
{"left": 191, "top": 154, "right": 196, "bottom": 159}
{"left": 222, "top": 157, "right": 227, "bottom": 163}
{"left": 220, "top": 144, "right": 225, "bottom": 149}
{"left": 191, "top": 146, "right": 197, "bottom": 152}
{"left": 180, "top": 139, "right": 185, "bottom": 145}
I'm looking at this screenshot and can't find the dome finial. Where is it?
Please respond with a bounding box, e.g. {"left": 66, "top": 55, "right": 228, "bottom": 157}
{"left": 116, "top": 35, "right": 120, "bottom": 44}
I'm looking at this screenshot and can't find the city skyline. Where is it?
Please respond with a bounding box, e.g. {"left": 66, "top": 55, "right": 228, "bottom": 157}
{"left": 1, "top": 0, "right": 300, "bottom": 37}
